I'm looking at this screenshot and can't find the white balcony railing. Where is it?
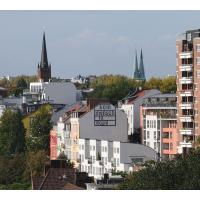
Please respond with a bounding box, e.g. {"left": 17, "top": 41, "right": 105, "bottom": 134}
{"left": 180, "top": 77, "right": 193, "bottom": 84}
{"left": 180, "top": 64, "right": 193, "bottom": 71}
{"left": 179, "top": 129, "right": 194, "bottom": 135}
{"left": 179, "top": 52, "right": 193, "bottom": 59}
{"left": 180, "top": 103, "right": 193, "bottom": 109}
{"left": 179, "top": 141, "right": 192, "bottom": 148}
{"left": 180, "top": 90, "right": 193, "bottom": 96}
{"left": 180, "top": 116, "right": 193, "bottom": 122}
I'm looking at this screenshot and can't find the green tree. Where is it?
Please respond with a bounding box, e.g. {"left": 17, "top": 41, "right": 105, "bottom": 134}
{"left": 0, "top": 153, "right": 26, "bottom": 185}
{"left": 0, "top": 109, "right": 25, "bottom": 156}
{"left": 89, "top": 75, "right": 143, "bottom": 103}
{"left": 27, "top": 105, "right": 52, "bottom": 153}
{"left": 119, "top": 148, "right": 200, "bottom": 190}
{"left": 25, "top": 150, "right": 48, "bottom": 178}
{"left": 57, "top": 152, "right": 75, "bottom": 169}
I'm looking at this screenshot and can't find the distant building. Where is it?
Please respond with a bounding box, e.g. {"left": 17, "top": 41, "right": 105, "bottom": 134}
{"left": 118, "top": 89, "right": 160, "bottom": 141}
{"left": 28, "top": 32, "right": 78, "bottom": 106}
{"left": 37, "top": 32, "right": 51, "bottom": 82}
{"left": 133, "top": 50, "right": 146, "bottom": 81}
{"left": 140, "top": 93, "right": 178, "bottom": 160}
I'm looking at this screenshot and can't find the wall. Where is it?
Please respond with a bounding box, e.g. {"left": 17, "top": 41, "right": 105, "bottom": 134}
{"left": 42, "top": 82, "right": 77, "bottom": 105}
{"left": 79, "top": 106, "right": 128, "bottom": 142}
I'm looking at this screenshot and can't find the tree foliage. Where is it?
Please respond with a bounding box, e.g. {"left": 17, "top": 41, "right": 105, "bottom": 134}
{"left": 0, "top": 154, "right": 26, "bottom": 185}
{"left": 57, "top": 152, "right": 75, "bottom": 169}
{"left": 0, "top": 109, "right": 25, "bottom": 156}
{"left": 26, "top": 105, "right": 52, "bottom": 153}
{"left": 119, "top": 148, "right": 200, "bottom": 190}
{"left": 87, "top": 75, "right": 176, "bottom": 103}
{"left": 144, "top": 76, "right": 176, "bottom": 93}
{"left": 0, "top": 75, "right": 37, "bottom": 97}
{"left": 88, "top": 75, "right": 144, "bottom": 103}
{"left": 25, "top": 150, "right": 49, "bottom": 178}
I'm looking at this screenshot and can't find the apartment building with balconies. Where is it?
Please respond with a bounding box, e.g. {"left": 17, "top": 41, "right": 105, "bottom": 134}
{"left": 140, "top": 93, "right": 178, "bottom": 160}
{"left": 176, "top": 29, "right": 200, "bottom": 154}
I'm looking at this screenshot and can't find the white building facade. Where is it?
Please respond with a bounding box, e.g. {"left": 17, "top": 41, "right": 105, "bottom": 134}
{"left": 50, "top": 101, "right": 158, "bottom": 178}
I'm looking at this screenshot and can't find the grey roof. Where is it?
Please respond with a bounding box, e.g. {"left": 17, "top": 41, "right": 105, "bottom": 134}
{"left": 147, "top": 93, "right": 176, "bottom": 98}
{"left": 51, "top": 102, "right": 82, "bottom": 124}
{"left": 120, "top": 143, "right": 158, "bottom": 164}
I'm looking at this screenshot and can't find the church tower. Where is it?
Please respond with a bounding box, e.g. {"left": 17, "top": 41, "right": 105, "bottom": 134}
{"left": 138, "top": 49, "right": 146, "bottom": 81}
{"left": 37, "top": 32, "right": 51, "bottom": 82}
{"left": 133, "top": 49, "right": 146, "bottom": 82}
{"left": 133, "top": 50, "right": 140, "bottom": 79}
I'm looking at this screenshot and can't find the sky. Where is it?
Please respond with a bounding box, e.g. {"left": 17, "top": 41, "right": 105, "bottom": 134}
{"left": 0, "top": 11, "right": 200, "bottom": 79}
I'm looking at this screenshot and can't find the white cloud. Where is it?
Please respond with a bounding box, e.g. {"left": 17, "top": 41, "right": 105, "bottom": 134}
{"left": 64, "top": 28, "right": 130, "bottom": 48}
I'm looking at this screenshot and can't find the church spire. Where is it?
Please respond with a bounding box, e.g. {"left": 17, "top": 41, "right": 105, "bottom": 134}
{"left": 139, "top": 49, "right": 146, "bottom": 81}
{"left": 40, "top": 32, "right": 48, "bottom": 68}
{"left": 37, "top": 32, "right": 51, "bottom": 82}
{"left": 134, "top": 50, "right": 140, "bottom": 79}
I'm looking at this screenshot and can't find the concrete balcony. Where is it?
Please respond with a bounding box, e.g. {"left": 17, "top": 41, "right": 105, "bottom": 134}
{"left": 179, "top": 129, "right": 194, "bottom": 135}
{"left": 179, "top": 141, "right": 192, "bottom": 148}
{"left": 180, "top": 116, "right": 193, "bottom": 122}
{"left": 180, "top": 103, "right": 193, "bottom": 109}
{"left": 179, "top": 52, "right": 193, "bottom": 59}
{"left": 180, "top": 64, "right": 193, "bottom": 71}
{"left": 180, "top": 90, "right": 193, "bottom": 96}
{"left": 179, "top": 77, "right": 193, "bottom": 84}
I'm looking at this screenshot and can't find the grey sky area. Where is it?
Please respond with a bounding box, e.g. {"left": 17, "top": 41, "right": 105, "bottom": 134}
{"left": 0, "top": 11, "right": 200, "bottom": 79}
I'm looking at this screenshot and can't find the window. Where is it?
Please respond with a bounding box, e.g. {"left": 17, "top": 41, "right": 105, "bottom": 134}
{"left": 196, "top": 57, "right": 200, "bottom": 65}
{"left": 105, "top": 146, "right": 107, "bottom": 152}
{"left": 187, "top": 33, "right": 191, "bottom": 41}
{"left": 196, "top": 44, "right": 200, "bottom": 52}
{"left": 170, "top": 143, "right": 173, "bottom": 150}
{"left": 117, "top": 148, "right": 119, "bottom": 154}
{"left": 154, "top": 131, "right": 156, "bottom": 140}
{"left": 105, "top": 157, "right": 107, "bottom": 165}
{"left": 147, "top": 131, "right": 150, "bottom": 139}
{"left": 197, "top": 70, "right": 200, "bottom": 78}
{"left": 93, "top": 146, "right": 95, "bottom": 151}
{"left": 154, "top": 142, "right": 157, "bottom": 150}
{"left": 117, "top": 158, "right": 120, "bottom": 166}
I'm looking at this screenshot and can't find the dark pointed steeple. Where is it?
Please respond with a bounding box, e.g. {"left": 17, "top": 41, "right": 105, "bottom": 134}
{"left": 40, "top": 32, "right": 48, "bottom": 68}
{"left": 139, "top": 49, "right": 146, "bottom": 81}
{"left": 134, "top": 50, "right": 140, "bottom": 79}
{"left": 37, "top": 32, "right": 51, "bottom": 82}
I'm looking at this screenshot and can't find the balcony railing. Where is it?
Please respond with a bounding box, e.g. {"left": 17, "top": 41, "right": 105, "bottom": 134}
{"left": 180, "top": 116, "right": 194, "bottom": 122}
{"left": 179, "top": 129, "right": 194, "bottom": 135}
{"left": 179, "top": 141, "right": 193, "bottom": 148}
{"left": 179, "top": 52, "right": 193, "bottom": 59}
{"left": 180, "top": 103, "right": 193, "bottom": 109}
{"left": 180, "top": 77, "right": 193, "bottom": 84}
{"left": 180, "top": 90, "right": 193, "bottom": 96}
{"left": 180, "top": 64, "right": 193, "bottom": 71}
